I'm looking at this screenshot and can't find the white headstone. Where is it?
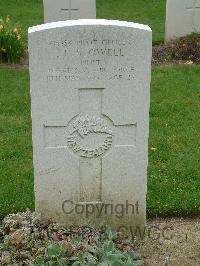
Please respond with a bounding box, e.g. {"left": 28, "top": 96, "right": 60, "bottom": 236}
{"left": 28, "top": 20, "right": 152, "bottom": 231}
{"left": 43, "top": 0, "right": 96, "bottom": 23}
{"left": 166, "top": 0, "right": 200, "bottom": 42}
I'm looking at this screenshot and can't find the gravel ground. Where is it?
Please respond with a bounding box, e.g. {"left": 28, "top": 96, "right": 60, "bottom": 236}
{"left": 135, "top": 217, "right": 200, "bottom": 266}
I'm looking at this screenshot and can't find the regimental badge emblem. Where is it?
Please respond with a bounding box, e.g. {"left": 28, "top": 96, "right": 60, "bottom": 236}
{"left": 67, "top": 115, "right": 113, "bottom": 158}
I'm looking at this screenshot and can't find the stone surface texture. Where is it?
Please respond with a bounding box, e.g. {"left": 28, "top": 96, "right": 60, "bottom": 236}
{"left": 43, "top": 0, "right": 96, "bottom": 23}
{"left": 166, "top": 0, "right": 200, "bottom": 42}
{"left": 28, "top": 19, "right": 152, "bottom": 230}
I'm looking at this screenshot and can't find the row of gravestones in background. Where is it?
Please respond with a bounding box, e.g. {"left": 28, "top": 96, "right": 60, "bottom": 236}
{"left": 43, "top": 0, "right": 200, "bottom": 42}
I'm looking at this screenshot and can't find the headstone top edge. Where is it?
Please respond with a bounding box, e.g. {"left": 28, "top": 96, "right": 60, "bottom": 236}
{"left": 28, "top": 19, "right": 152, "bottom": 34}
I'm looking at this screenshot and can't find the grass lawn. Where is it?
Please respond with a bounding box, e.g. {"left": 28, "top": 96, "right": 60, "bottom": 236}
{"left": 148, "top": 66, "right": 200, "bottom": 216}
{"left": 0, "top": 66, "right": 200, "bottom": 219}
{"left": 0, "top": 0, "right": 166, "bottom": 44}
{"left": 0, "top": 69, "right": 34, "bottom": 217}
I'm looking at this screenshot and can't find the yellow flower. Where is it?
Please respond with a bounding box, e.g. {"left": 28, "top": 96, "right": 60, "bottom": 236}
{"left": 0, "top": 24, "right": 3, "bottom": 31}
{"left": 13, "top": 28, "right": 18, "bottom": 34}
{"left": 6, "top": 15, "right": 10, "bottom": 24}
{"left": 17, "top": 34, "right": 21, "bottom": 40}
{"left": 1, "top": 48, "right": 7, "bottom": 53}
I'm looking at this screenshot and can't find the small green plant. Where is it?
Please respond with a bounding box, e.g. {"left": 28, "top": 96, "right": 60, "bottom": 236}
{"left": 34, "top": 229, "right": 144, "bottom": 266}
{"left": 35, "top": 243, "right": 73, "bottom": 265}
{"left": 0, "top": 16, "right": 25, "bottom": 64}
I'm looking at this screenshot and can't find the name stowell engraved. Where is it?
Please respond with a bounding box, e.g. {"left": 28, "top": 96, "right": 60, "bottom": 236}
{"left": 67, "top": 115, "right": 113, "bottom": 158}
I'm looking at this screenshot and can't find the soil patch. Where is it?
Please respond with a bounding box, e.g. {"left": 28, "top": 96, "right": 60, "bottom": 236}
{"left": 135, "top": 217, "right": 200, "bottom": 266}
{"left": 0, "top": 55, "right": 28, "bottom": 69}
{"left": 152, "top": 44, "right": 194, "bottom": 67}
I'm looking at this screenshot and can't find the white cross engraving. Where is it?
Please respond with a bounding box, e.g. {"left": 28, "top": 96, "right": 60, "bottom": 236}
{"left": 44, "top": 88, "right": 136, "bottom": 203}
{"left": 186, "top": 0, "right": 200, "bottom": 31}
{"left": 60, "top": 0, "right": 79, "bottom": 19}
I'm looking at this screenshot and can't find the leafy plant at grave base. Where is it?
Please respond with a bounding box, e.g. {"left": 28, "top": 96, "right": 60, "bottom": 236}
{"left": 170, "top": 32, "right": 200, "bottom": 63}
{"left": 0, "top": 15, "right": 25, "bottom": 64}
{"left": 34, "top": 229, "right": 143, "bottom": 266}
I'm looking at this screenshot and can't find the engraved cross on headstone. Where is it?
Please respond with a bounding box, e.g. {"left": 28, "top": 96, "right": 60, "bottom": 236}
{"left": 60, "top": 0, "right": 79, "bottom": 19}
{"left": 186, "top": 0, "right": 200, "bottom": 31}
{"left": 44, "top": 88, "right": 136, "bottom": 203}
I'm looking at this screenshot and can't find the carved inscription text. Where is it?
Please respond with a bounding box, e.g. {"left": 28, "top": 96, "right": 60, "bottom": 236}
{"left": 46, "top": 34, "right": 136, "bottom": 82}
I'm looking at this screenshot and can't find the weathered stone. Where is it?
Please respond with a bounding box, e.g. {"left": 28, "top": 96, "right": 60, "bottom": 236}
{"left": 166, "top": 0, "right": 200, "bottom": 42}
{"left": 43, "top": 0, "right": 96, "bottom": 23}
{"left": 28, "top": 19, "right": 152, "bottom": 231}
